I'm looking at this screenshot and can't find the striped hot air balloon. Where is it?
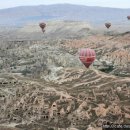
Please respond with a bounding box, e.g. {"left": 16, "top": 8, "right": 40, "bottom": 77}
{"left": 79, "top": 48, "right": 96, "bottom": 68}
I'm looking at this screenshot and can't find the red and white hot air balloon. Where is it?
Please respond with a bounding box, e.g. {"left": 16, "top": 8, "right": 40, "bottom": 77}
{"left": 79, "top": 48, "right": 96, "bottom": 68}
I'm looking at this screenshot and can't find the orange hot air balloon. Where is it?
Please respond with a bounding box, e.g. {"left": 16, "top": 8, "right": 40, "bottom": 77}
{"left": 39, "top": 22, "right": 46, "bottom": 33}
{"left": 79, "top": 48, "right": 96, "bottom": 68}
{"left": 105, "top": 23, "right": 111, "bottom": 29}
{"left": 127, "top": 16, "right": 130, "bottom": 20}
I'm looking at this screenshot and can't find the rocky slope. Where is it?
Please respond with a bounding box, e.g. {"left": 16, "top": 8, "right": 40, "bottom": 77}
{"left": 0, "top": 68, "right": 130, "bottom": 130}
{"left": 0, "top": 21, "right": 92, "bottom": 41}
{"left": 0, "top": 29, "right": 130, "bottom": 78}
{"left": 60, "top": 32, "right": 130, "bottom": 77}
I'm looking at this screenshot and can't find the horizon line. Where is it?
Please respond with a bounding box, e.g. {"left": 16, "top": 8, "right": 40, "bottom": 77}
{"left": 0, "top": 3, "right": 130, "bottom": 10}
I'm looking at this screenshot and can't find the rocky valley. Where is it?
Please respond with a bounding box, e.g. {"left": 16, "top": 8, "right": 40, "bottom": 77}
{"left": 0, "top": 20, "right": 130, "bottom": 130}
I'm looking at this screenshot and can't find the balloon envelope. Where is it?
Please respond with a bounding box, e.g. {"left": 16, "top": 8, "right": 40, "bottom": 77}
{"left": 39, "top": 22, "right": 46, "bottom": 29}
{"left": 39, "top": 22, "right": 46, "bottom": 33}
{"left": 79, "top": 48, "right": 96, "bottom": 68}
{"left": 105, "top": 23, "right": 111, "bottom": 29}
{"left": 127, "top": 16, "right": 130, "bottom": 20}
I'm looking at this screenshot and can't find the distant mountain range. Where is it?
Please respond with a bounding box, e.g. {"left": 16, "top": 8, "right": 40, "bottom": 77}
{"left": 0, "top": 4, "right": 130, "bottom": 26}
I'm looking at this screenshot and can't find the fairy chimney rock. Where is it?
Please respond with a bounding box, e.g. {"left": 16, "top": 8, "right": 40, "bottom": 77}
{"left": 51, "top": 102, "right": 58, "bottom": 111}
{"left": 60, "top": 108, "right": 65, "bottom": 116}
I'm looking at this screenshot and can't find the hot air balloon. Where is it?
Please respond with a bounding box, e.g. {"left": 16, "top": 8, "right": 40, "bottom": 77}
{"left": 127, "top": 16, "right": 130, "bottom": 20}
{"left": 105, "top": 23, "right": 111, "bottom": 29}
{"left": 79, "top": 48, "right": 96, "bottom": 68}
{"left": 39, "top": 22, "right": 46, "bottom": 33}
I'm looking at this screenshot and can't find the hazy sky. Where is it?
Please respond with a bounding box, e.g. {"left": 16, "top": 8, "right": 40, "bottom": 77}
{"left": 0, "top": 0, "right": 130, "bottom": 9}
